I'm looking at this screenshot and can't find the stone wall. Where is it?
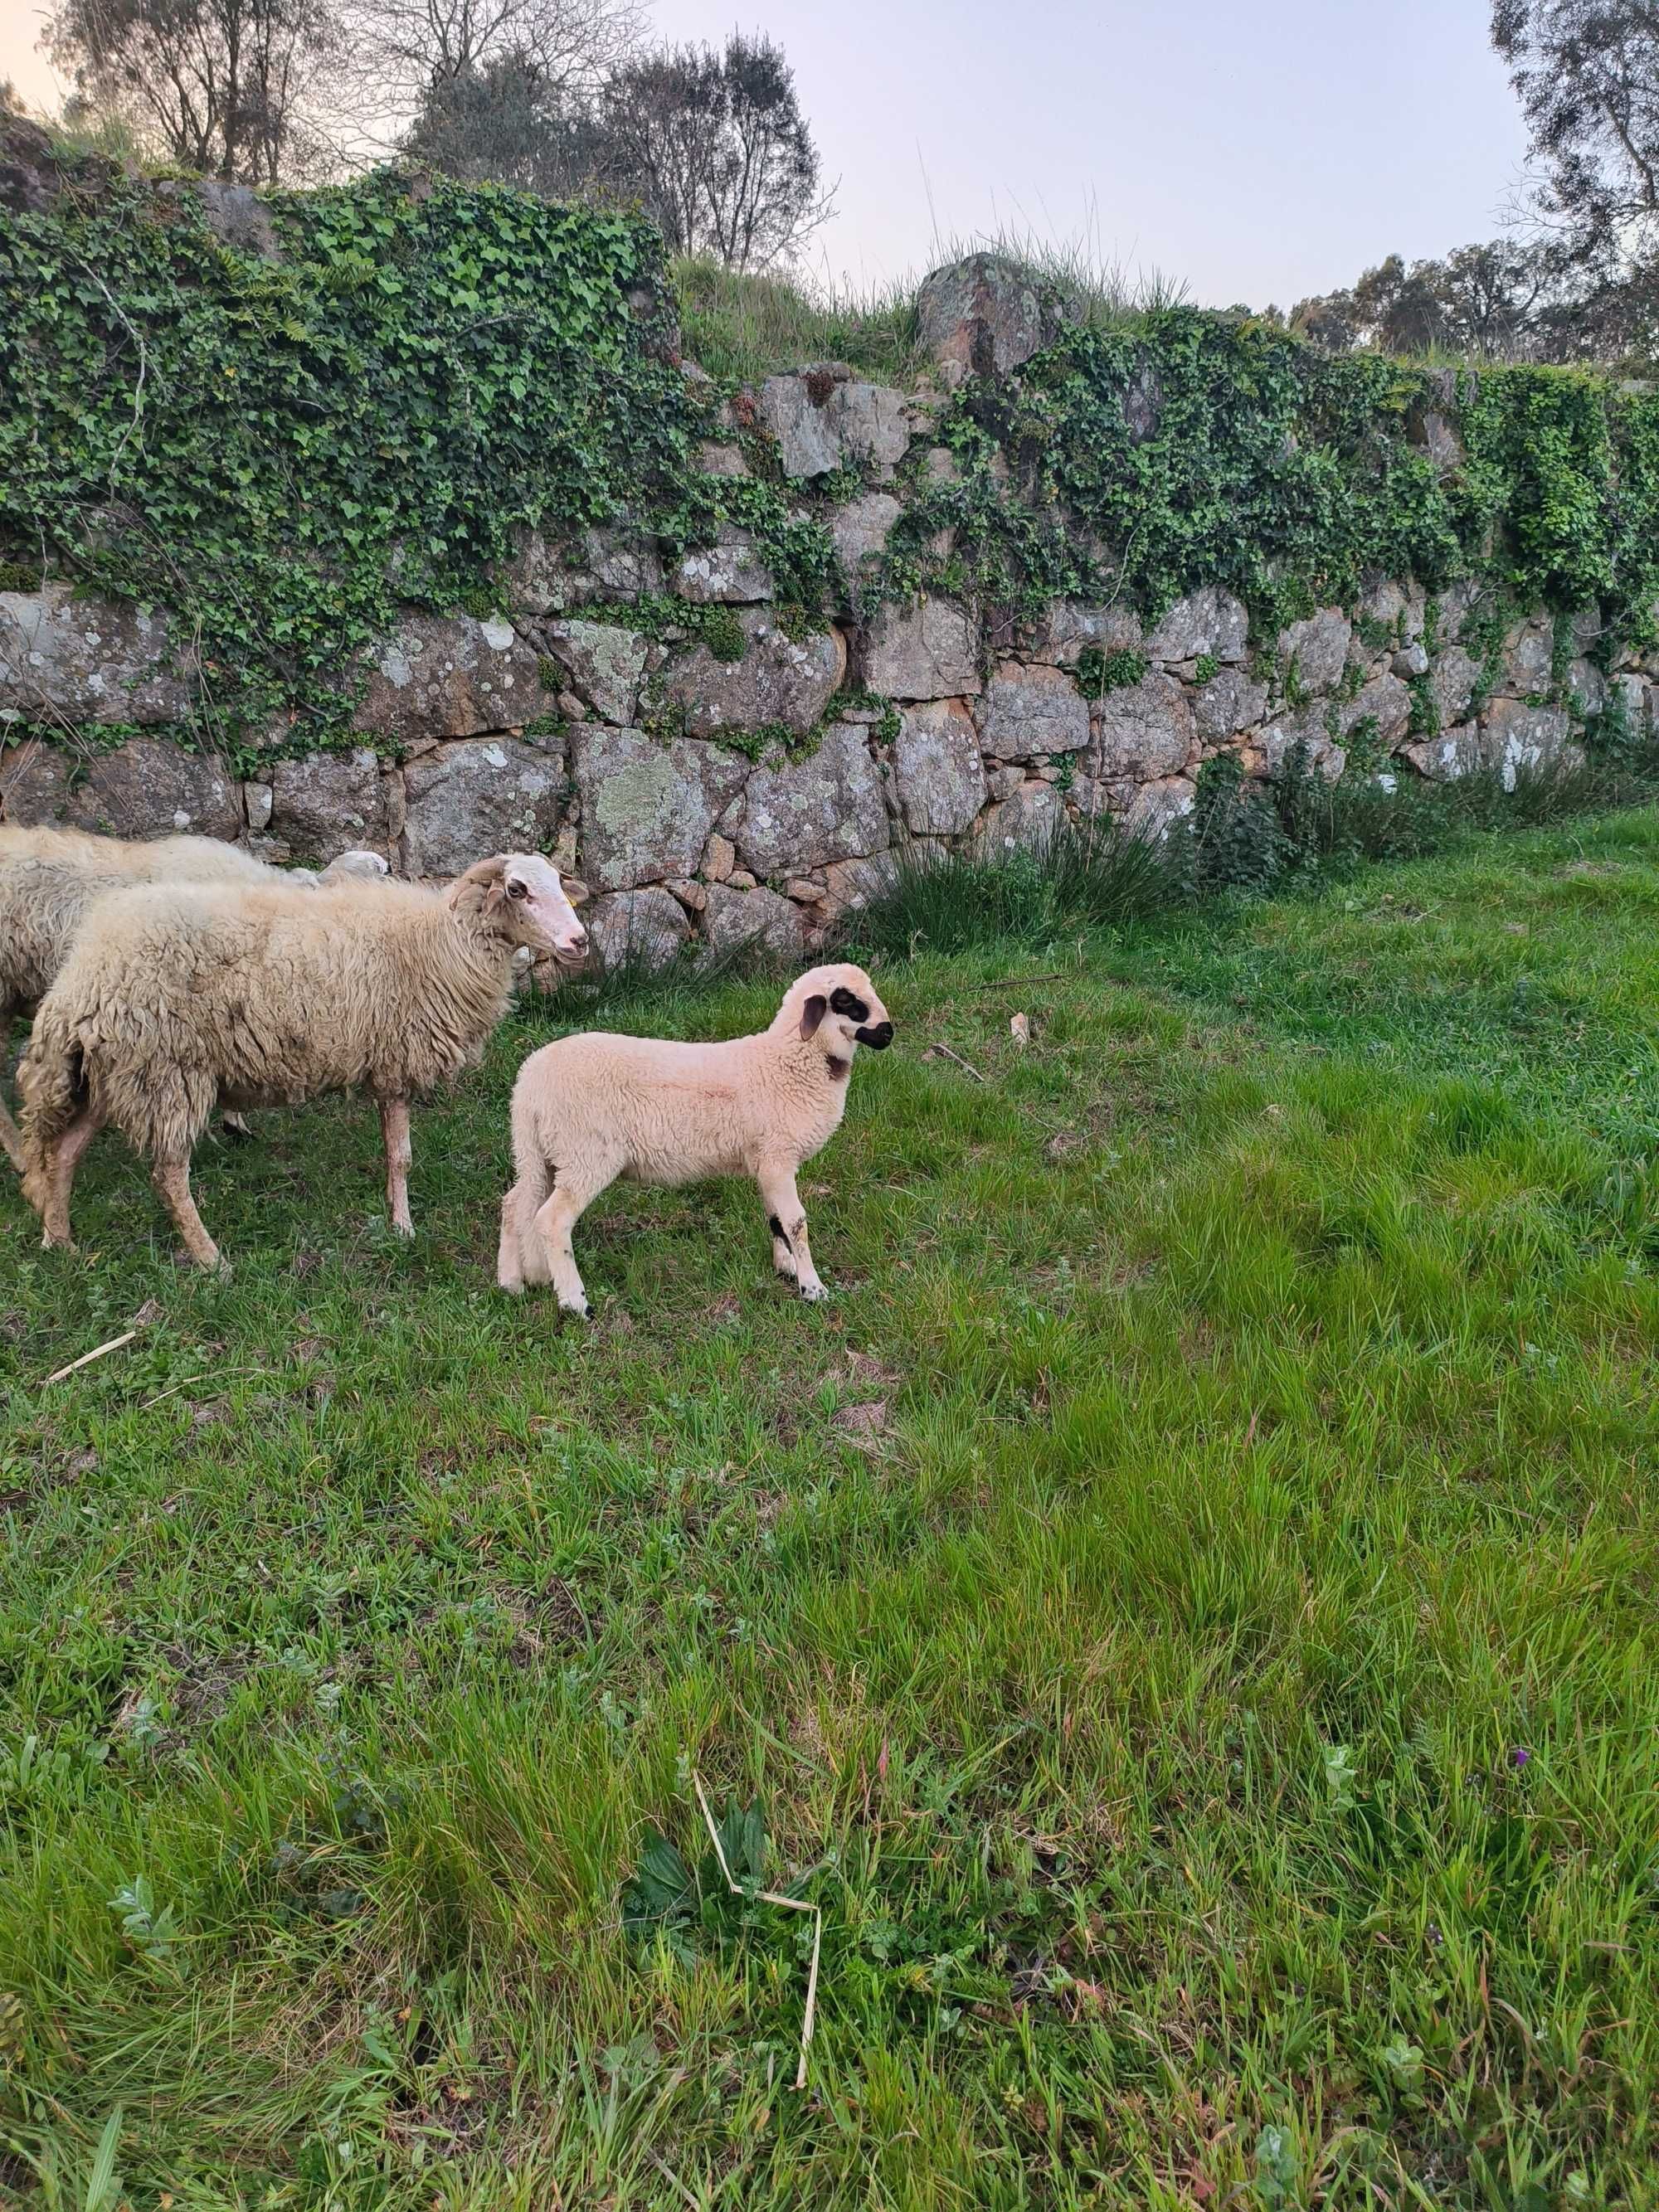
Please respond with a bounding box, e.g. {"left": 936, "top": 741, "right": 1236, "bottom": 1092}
{"left": 2, "top": 261, "right": 1650, "bottom": 969}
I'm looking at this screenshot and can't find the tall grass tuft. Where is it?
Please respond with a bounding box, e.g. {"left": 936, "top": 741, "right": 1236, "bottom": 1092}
{"left": 845, "top": 812, "right": 1179, "bottom": 960}
{"left": 672, "top": 258, "right": 925, "bottom": 386}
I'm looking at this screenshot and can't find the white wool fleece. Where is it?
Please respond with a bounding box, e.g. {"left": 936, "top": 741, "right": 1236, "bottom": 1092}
{"left": 498, "top": 960, "right": 894, "bottom": 1317}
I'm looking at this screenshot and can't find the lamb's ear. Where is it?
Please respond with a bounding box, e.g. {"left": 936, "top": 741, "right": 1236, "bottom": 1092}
{"left": 799, "top": 993, "right": 828, "bottom": 1040}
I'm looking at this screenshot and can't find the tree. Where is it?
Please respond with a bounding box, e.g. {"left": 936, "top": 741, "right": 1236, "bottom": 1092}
{"left": 343, "top": 0, "right": 642, "bottom": 154}
{"left": 1290, "top": 241, "right": 1550, "bottom": 360}
{"left": 43, "top": 0, "right": 340, "bottom": 181}
{"left": 1491, "top": 0, "right": 1659, "bottom": 270}
{"left": 600, "top": 32, "right": 834, "bottom": 270}
{"left": 402, "top": 48, "right": 604, "bottom": 196}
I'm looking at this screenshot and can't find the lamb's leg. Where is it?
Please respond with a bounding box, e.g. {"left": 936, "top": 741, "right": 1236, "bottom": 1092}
{"left": 758, "top": 1159, "right": 828, "bottom": 1302}
{"left": 497, "top": 1158, "right": 550, "bottom": 1292}
{"left": 39, "top": 1110, "right": 105, "bottom": 1248}
{"left": 378, "top": 1097, "right": 413, "bottom": 1238}
{"left": 530, "top": 1163, "right": 611, "bottom": 1319}
{"left": 153, "top": 1152, "right": 224, "bottom": 1271}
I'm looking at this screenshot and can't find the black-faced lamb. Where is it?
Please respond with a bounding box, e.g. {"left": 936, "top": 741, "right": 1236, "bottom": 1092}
{"left": 0, "top": 827, "right": 387, "bottom": 1169}
{"left": 496, "top": 961, "right": 894, "bottom": 1316}
{"left": 18, "top": 853, "right": 587, "bottom": 1268}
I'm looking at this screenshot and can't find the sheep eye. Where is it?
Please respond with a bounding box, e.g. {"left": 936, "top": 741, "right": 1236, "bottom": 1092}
{"left": 507, "top": 880, "right": 528, "bottom": 900}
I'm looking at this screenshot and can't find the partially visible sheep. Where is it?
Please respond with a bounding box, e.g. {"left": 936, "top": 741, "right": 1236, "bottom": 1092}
{"left": 497, "top": 960, "right": 894, "bottom": 1317}
{"left": 0, "top": 832, "right": 387, "bottom": 1168}
{"left": 18, "top": 853, "right": 588, "bottom": 1268}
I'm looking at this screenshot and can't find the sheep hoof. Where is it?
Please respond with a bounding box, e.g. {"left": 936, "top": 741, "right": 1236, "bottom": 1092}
{"left": 391, "top": 1219, "right": 415, "bottom": 1241}
{"left": 798, "top": 1281, "right": 831, "bottom": 1304}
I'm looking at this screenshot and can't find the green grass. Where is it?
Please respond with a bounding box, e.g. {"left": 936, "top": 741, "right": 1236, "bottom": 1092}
{"left": 6, "top": 809, "right": 1659, "bottom": 2206}
{"left": 673, "top": 259, "right": 927, "bottom": 387}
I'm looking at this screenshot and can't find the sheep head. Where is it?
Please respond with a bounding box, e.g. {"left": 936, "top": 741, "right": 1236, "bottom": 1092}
{"left": 449, "top": 853, "right": 589, "bottom": 967}
{"left": 779, "top": 962, "right": 894, "bottom": 1067}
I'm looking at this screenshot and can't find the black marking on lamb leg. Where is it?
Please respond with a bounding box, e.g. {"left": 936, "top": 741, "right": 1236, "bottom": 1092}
{"left": 826, "top": 1054, "right": 850, "bottom": 1079}
{"left": 769, "top": 1213, "right": 786, "bottom": 1239}
{"left": 830, "top": 987, "right": 869, "bottom": 1021}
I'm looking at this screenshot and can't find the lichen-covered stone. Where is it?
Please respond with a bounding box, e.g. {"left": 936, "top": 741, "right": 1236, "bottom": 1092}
{"left": 542, "top": 620, "right": 646, "bottom": 724}
{"left": 0, "top": 585, "right": 194, "bottom": 726}
{"left": 974, "top": 661, "right": 1089, "bottom": 759}
{"left": 914, "top": 253, "right": 1080, "bottom": 382}
{"left": 1429, "top": 645, "right": 1480, "bottom": 728}
{"left": 1091, "top": 671, "right": 1194, "bottom": 779}
{"left": 1025, "top": 600, "right": 1142, "bottom": 666}
{"left": 758, "top": 369, "right": 910, "bottom": 480}
{"left": 830, "top": 493, "right": 902, "bottom": 605}
{"left": 1399, "top": 723, "right": 1482, "bottom": 780}
{"left": 1337, "top": 671, "right": 1413, "bottom": 747}
{"left": 270, "top": 747, "right": 392, "bottom": 862}
{"left": 501, "top": 526, "right": 663, "bottom": 615}
{"left": 700, "top": 881, "right": 810, "bottom": 960}
{"left": 1482, "top": 698, "right": 1579, "bottom": 787}
{"left": 859, "top": 596, "right": 979, "bottom": 699}
{"left": 1247, "top": 707, "right": 1345, "bottom": 781}
{"left": 821, "top": 853, "right": 893, "bottom": 912}
{"left": 979, "top": 778, "right": 1064, "bottom": 852}
{"left": 733, "top": 720, "right": 888, "bottom": 876}
{"left": 586, "top": 885, "right": 691, "bottom": 973}
{"left": 1193, "top": 666, "right": 1268, "bottom": 743}
{"left": 1502, "top": 618, "right": 1554, "bottom": 693}
{"left": 893, "top": 698, "right": 986, "bottom": 834}
{"left": 674, "top": 527, "right": 775, "bottom": 605}
{"left": 4, "top": 735, "right": 241, "bottom": 839}
{"left": 1277, "top": 607, "right": 1352, "bottom": 694}
{"left": 1145, "top": 587, "right": 1248, "bottom": 665}
{"left": 1122, "top": 775, "right": 1198, "bottom": 840}
{"left": 354, "top": 613, "right": 554, "bottom": 745}
{"left": 666, "top": 612, "right": 846, "bottom": 742}
{"left": 402, "top": 735, "right": 564, "bottom": 877}
{"left": 572, "top": 725, "right": 749, "bottom": 889}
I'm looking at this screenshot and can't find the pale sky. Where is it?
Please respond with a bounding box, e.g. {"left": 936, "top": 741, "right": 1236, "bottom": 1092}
{"left": 0, "top": 0, "right": 1531, "bottom": 309}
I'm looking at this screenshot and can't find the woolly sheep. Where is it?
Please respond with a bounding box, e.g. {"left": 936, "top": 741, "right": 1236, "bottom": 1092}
{"left": 0, "top": 828, "right": 387, "bottom": 1168}
{"left": 18, "top": 853, "right": 588, "bottom": 1269}
{"left": 497, "top": 960, "right": 894, "bottom": 1317}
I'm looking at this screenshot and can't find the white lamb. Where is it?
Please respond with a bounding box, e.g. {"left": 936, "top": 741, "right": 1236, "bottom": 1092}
{"left": 497, "top": 961, "right": 894, "bottom": 1316}
{"left": 0, "top": 827, "right": 387, "bottom": 1168}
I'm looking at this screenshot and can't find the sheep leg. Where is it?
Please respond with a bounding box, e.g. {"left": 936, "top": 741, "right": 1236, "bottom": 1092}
{"left": 152, "top": 1153, "right": 224, "bottom": 1271}
{"left": 758, "top": 1161, "right": 828, "bottom": 1302}
{"left": 0, "top": 995, "right": 21, "bottom": 1173}
{"left": 38, "top": 1110, "right": 105, "bottom": 1248}
{"left": 378, "top": 1097, "right": 414, "bottom": 1238}
{"left": 530, "top": 1166, "right": 610, "bottom": 1319}
{"left": 497, "top": 1159, "right": 550, "bottom": 1292}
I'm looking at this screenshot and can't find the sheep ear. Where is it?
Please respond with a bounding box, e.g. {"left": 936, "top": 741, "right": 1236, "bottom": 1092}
{"left": 799, "top": 993, "right": 828, "bottom": 1040}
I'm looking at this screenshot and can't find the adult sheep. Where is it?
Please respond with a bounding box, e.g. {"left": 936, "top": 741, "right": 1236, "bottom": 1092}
{"left": 497, "top": 961, "right": 893, "bottom": 1317}
{"left": 0, "top": 829, "right": 387, "bottom": 1169}
{"left": 18, "top": 853, "right": 587, "bottom": 1268}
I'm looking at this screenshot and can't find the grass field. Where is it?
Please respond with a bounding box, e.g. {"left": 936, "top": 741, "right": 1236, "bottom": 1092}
{"left": 3, "top": 806, "right": 1659, "bottom": 2210}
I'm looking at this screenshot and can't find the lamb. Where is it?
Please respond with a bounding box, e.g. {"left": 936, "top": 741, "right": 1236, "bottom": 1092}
{"left": 497, "top": 960, "right": 894, "bottom": 1317}
{"left": 17, "top": 853, "right": 588, "bottom": 1269}
{"left": 0, "top": 828, "right": 387, "bottom": 1168}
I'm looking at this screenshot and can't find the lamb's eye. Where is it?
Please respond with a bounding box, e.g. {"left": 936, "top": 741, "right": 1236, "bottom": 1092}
{"left": 508, "top": 880, "right": 528, "bottom": 900}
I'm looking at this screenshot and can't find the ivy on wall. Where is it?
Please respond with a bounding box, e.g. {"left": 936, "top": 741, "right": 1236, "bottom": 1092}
{"left": 5, "top": 167, "right": 1659, "bottom": 765}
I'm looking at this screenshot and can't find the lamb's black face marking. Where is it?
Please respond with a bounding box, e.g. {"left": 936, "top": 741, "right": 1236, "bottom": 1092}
{"left": 830, "top": 986, "right": 869, "bottom": 1022}
{"left": 855, "top": 1021, "right": 894, "bottom": 1051}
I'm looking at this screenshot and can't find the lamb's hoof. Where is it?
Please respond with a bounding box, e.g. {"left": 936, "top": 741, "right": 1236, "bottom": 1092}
{"left": 497, "top": 1274, "right": 525, "bottom": 1296}
{"left": 40, "top": 1231, "right": 75, "bottom": 1254}
{"left": 390, "top": 1217, "right": 415, "bottom": 1242}
{"left": 798, "top": 1281, "right": 831, "bottom": 1304}
{"left": 220, "top": 1114, "right": 255, "bottom": 1143}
